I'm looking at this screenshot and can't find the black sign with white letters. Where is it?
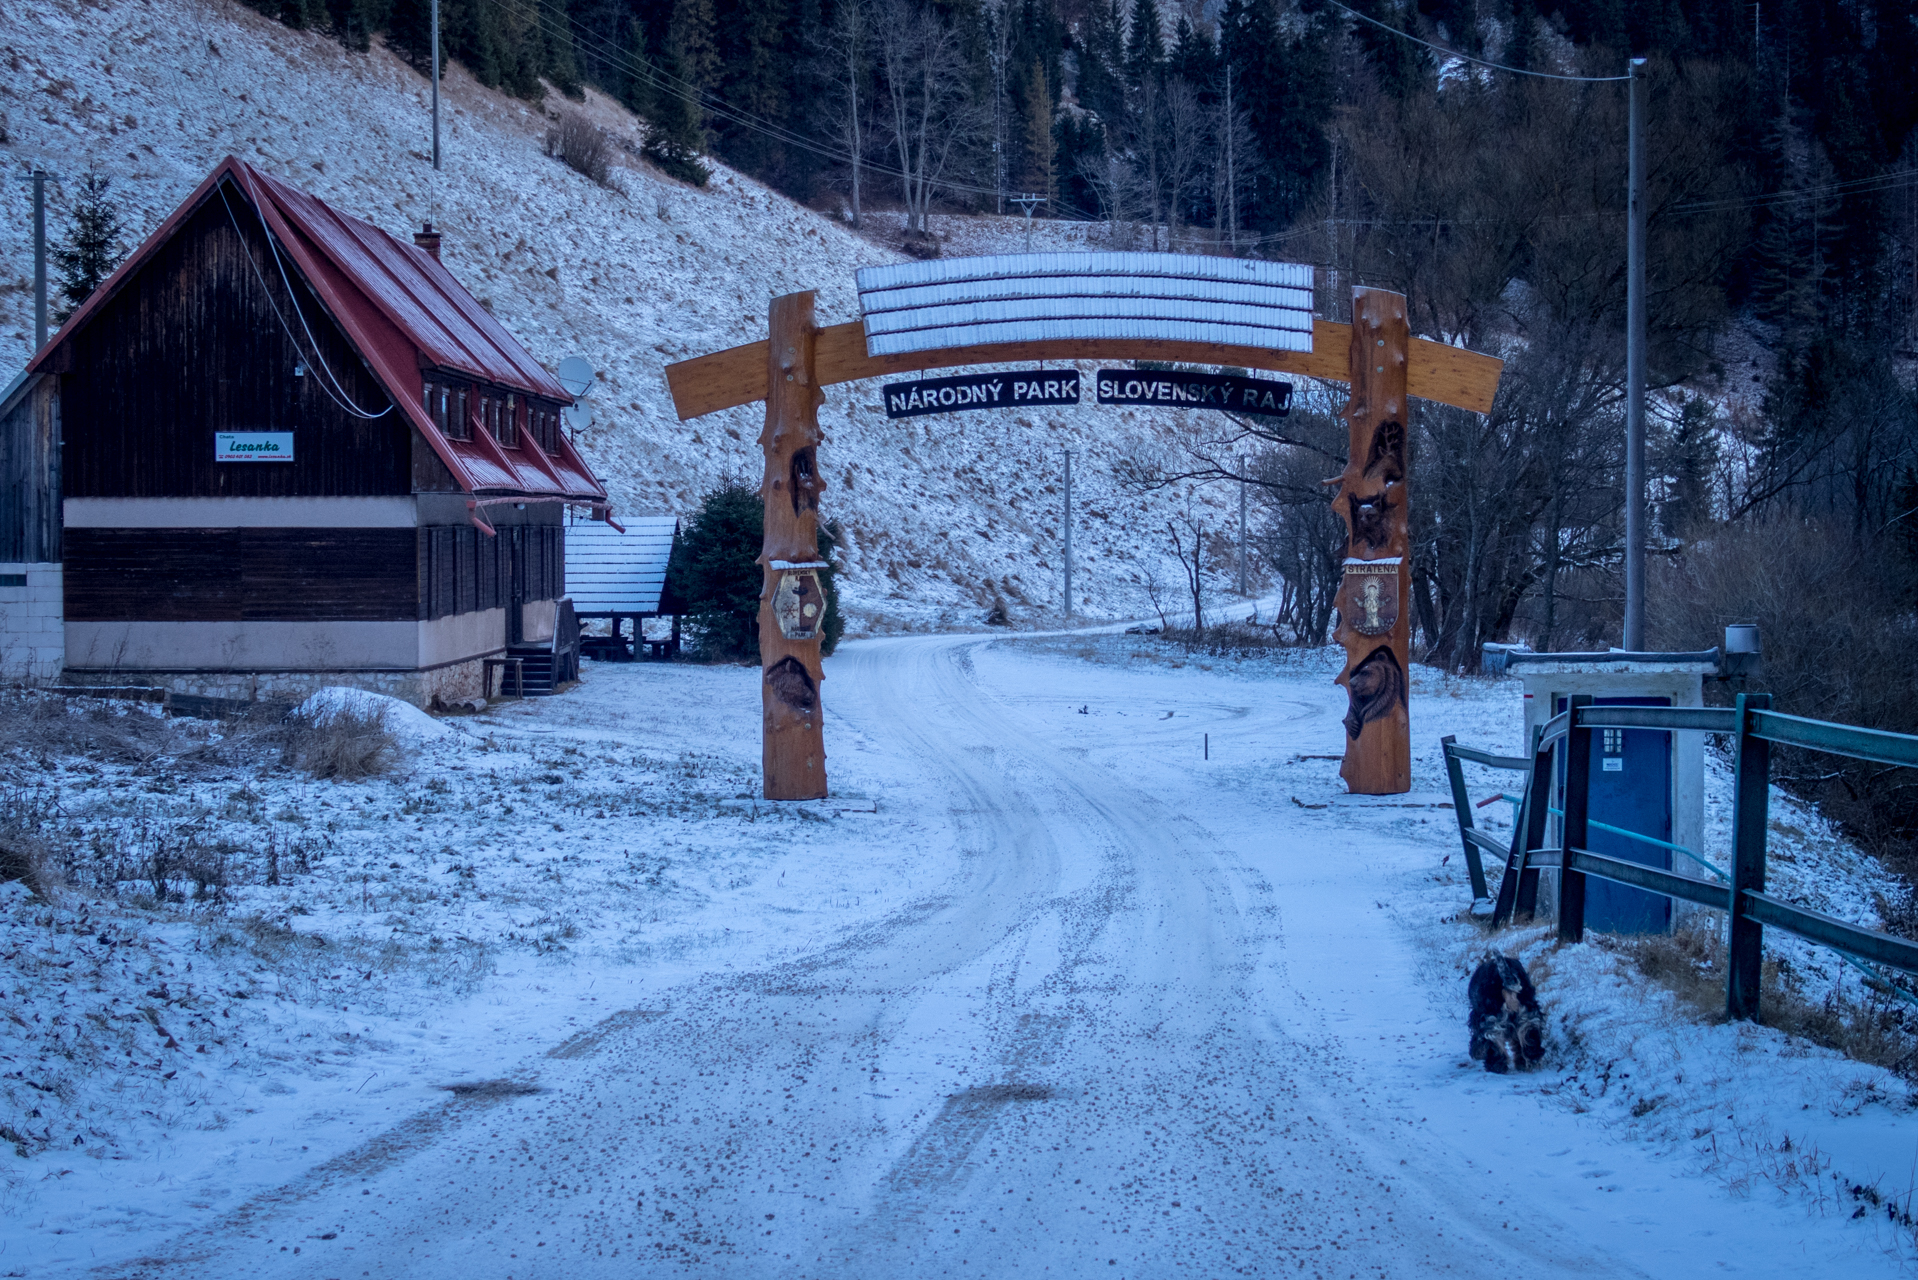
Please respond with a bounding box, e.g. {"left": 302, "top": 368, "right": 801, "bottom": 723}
{"left": 1095, "top": 369, "right": 1293, "bottom": 417}
{"left": 881, "top": 371, "right": 1081, "bottom": 419}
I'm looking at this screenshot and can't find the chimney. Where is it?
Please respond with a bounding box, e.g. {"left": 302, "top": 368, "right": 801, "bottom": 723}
{"left": 414, "top": 222, "right": 442, "bottom": 261}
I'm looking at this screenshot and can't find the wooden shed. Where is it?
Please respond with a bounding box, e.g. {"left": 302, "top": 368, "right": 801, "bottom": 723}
{"left": 564, "top": 515, "right": 680, "bottom": 659}
{"left": 20, "top": 157, "right": 612, "bottom": 709}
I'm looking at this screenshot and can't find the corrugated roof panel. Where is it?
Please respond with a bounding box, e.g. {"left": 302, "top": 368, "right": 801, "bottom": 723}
{"left": 867, "top": 318, "right": 1315, "bottom": 356}
{"left": 865, "top": 274, "right": 1314, "bottom": 313}
{"left": 566, "top": 517, "right": 678, "bottom": 614}
{"left": 857, "top": 252, "right": 1311, "bottom": 293}
{"left": 857, "top": 252, "right": 1315, "bottom": 358}
{"left": 863, "top": 296, "right": 1311, "bottom": 336}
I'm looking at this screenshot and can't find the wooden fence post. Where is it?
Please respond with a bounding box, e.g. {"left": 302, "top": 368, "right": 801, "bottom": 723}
{"left": 1334, "top": 287, "right": 1412, "bottom": 794}
{"left": 758, "top": 292, "right": 829, "bottom": 801}
{"left": 1726, "top": 691, "right": 1772, "bottom": 1021}
{"left": 1558, "top": 694, "right": 1594, "bottom": 943}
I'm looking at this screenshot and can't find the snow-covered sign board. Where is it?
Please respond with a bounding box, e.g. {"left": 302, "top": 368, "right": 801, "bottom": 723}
{"left": 1095, "top": 369, "right": 1292, "bottom": 417}
{"left": 564, "top": 516, "right": 677, "bottom": 616}
{"left": 881, "top": 370, "right": 1080, "bottom": 419}
{"left": 214, "top": 431, "right": 294, "bottom": 461}
{"left": 856, "top": 253, "right": 1314, "bottom": 357}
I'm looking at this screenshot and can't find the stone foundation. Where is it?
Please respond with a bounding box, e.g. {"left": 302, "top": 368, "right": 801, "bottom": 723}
{"left": 58, "top": 658, "right": 488, "bottom": 712}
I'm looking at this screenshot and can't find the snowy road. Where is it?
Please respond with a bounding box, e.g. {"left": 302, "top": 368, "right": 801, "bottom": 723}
{"left": 104, "top": 633, "right": 1897, "bottom": 1279}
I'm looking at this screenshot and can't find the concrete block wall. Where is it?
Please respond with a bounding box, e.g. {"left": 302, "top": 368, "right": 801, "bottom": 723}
{"left": 0, "top": 563, "right": 65, "bottom": 683}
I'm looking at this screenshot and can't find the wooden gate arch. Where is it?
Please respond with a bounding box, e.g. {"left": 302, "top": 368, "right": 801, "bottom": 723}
{"left": 664, "top": 253, "right": 1503, "bottom": 801}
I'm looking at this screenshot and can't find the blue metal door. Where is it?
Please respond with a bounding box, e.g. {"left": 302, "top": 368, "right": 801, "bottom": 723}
{"left": 1555, "top": 695, "right": 1674, "bottom": 934}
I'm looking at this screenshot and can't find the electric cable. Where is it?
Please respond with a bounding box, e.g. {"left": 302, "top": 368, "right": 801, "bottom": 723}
{"left": 1321, "top": 0, "right": 1633, "bottom": 82}
{"left": 217, "top": 183, "right": 393, "bottom": 420}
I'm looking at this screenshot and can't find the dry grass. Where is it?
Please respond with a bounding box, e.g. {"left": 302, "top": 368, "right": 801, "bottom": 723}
{"left": 0, "top": 688, "right": 180, "bottom": 767}
{"left": 0, "top": 787, "right": 65, "bottom": 900}
{"left": 276, "top": 704, "right": 399, "bottom": 781}
{"left": 1605, "top": 918, "right": 1918, "bottom": 1078}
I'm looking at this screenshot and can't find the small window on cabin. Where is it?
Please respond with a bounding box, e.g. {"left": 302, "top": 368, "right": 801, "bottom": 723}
{"left": 446, "top": 387, "right": 470, "bottom": 441}
{"left": 499, "top": 394, "right": 519, "bottom": 448}
{"left": 422, "top": 380, "right": 434, "bottom": 415}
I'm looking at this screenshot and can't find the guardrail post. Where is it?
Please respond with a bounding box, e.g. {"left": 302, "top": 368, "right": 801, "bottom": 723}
{"left": 1440, "top": 736, "right": 1490, "bottom": 900}
{"left": 1558, "top": 694, "right": 1594, "bottom": 943}
{"left": 1515, "top": 726, "right": 1550, "bottom": 921}
{"left": 1727, "top": 691, "right": 1772, "bottom": 1022}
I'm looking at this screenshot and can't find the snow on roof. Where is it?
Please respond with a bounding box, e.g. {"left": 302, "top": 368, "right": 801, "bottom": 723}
{"left": 29, "top": 156, "right": 606, "bottom": 507}
{"left": 565, "top": 516, "right": 678, "bottom": 615}
{"left": 856, "top": 253, "right": 1315, "bottom": 357}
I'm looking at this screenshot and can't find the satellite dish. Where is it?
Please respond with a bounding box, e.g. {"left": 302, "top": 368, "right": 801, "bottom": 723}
{"left": 562, "top": 402, "right": 594, "bottom": 433}
{"left": 556, "top": 355, "right": 595, "bottom": 397}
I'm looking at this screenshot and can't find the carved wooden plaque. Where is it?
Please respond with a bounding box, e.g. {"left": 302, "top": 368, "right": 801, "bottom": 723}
{"left": 1339, "top": 559, "right": 1399, "bottom": 637}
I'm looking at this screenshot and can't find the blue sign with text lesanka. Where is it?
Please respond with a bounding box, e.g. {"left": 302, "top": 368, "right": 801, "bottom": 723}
{"left": 214, "top": 432, "right": 295, "bottom": 462}
{"left": 881, "top": 371, "right": 1081, "bottom": 419}
{"left": 1096, "top": 370, "right": 1292, "bottom": 417}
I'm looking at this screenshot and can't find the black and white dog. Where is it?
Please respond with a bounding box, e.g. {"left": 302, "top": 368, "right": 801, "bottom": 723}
{"left": 1468, "top": 953, "right": 1546, "bottom": 1074}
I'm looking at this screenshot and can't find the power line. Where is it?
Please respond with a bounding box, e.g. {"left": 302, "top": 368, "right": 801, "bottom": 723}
{"left": 217, "top": 183, "right": 393, "bottom": 420}
{"left": 1323, "top": 0, "right": 1633, "bottom": 82}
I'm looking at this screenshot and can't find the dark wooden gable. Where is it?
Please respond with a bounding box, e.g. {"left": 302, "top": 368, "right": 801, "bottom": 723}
{"left": 59, "top": 181, "right": 412, "bottom": 500}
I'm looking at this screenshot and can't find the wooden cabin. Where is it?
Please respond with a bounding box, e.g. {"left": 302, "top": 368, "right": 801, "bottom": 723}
{"left": 0, "top": 369, "right": 62, "bottom": 683}
{"left": 19, "top": 156, "right": 612, "bottom": 709}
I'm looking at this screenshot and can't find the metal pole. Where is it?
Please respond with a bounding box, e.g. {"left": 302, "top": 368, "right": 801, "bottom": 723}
{"left": 431, "top": 0, "right": 442, "bottom": 171}
{"left": 32, "top": 169, "right": 47, "bottom": 351}
{"left": 1237, "top": 460, "right": 1248, "bottom": 596}
{"left": 1623, "top": 57, "right": 1647, "bottom": 651}
{"left": 1063, "top": 448, "right": 1073, "bottom": 619}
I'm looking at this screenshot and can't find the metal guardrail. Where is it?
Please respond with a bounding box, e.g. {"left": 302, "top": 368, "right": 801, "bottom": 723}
{"left": 1441, "top": 692, "right": 1918, "bottom": 1022}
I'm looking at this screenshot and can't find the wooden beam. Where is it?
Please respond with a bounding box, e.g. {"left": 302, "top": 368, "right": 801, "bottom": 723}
{"left": 665, "top": 319, "right": 1503, "bottom": 420}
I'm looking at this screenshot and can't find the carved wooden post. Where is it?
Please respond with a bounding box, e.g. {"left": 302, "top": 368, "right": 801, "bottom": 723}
{"left": 759, "top": 292, "right": 829, "bottom": 800}
{"left": 1333, "top": 287, "right": 1412, "bottom": 794}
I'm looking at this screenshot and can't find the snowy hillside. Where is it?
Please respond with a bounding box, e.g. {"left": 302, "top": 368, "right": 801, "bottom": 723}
{"left": 0, "top": 0, "right": 1249, "bottom": 631}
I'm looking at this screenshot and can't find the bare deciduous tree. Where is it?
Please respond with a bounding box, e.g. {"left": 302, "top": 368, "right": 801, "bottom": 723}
{"left": 876, "top": 0, "right": 977, "bottom": 242}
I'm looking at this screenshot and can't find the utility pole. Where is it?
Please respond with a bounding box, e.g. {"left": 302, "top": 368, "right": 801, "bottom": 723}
{"left": 1624, "top": 57, "right": 1647, "bottom": 651}
{"left": 1015, "top": 193, "right": 1045, "bottom": 252}
{"left": 1062, "top": 447, "right": 1074, "bottom": 619}
{"left": 31, "top": 168, "right": 47, "bottom": 351}
{"left": 431, "top": 0, "right": 442, "bottom": 170}
{"left": 1238, "top": 458, "right": 1248, "bottom": 596}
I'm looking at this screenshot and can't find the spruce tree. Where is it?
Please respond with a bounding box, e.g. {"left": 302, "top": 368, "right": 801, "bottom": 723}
{"left": 644, "top": 26, "right": 712, "bottom": 185}
{"left": 619, "top": 17, "right": 657, "bottom": 118}
{"left": 1124, "top": 0, "right": 1165, "bottom": 91}
{"left": 53, "top": 172, "right": 128, "bottom": 322}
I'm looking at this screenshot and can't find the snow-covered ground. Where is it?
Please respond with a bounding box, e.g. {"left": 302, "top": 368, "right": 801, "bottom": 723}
{"left": 1, "top": 0, "right": 1261, "bottom": 632}
{"left": 2, "top": 639, "right": 1914, "bottom": 1277}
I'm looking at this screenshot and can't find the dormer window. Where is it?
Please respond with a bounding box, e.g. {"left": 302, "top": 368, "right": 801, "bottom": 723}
{"left": 497, "top": 392, "right": 518, "bottom": 447}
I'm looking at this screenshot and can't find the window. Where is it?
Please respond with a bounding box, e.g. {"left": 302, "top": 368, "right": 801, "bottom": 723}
{"left": 447, "top": 387, "right": 470, "bottom": 440}
{"left": 498, "top": 393, "right": 518, "bottom": 447}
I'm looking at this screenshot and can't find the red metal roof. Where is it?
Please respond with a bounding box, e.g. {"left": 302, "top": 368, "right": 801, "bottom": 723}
{"left": 30, "top": 156, "right": 607, "bottom": 507}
